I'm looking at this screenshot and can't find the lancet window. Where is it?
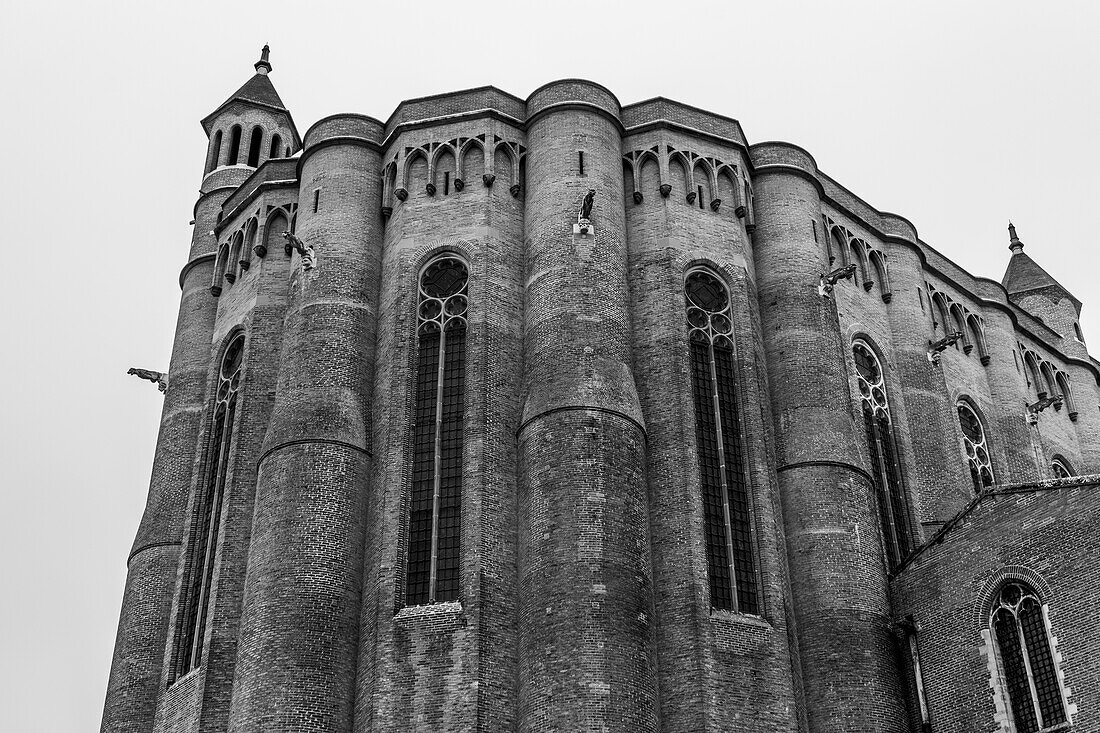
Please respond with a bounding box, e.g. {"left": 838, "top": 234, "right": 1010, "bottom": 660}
{"left": 685, "top": 268, "right": 759, "bottom": 615}
{"left": 958, "top": 400, "right": 995, "bottom": 492}
{"left": 853, "top": 340, "right": 911, "bottom": 567}
{"left": 172, "top": 332, "right": 244, "bottom": 681}
{"left": 406, "top": 256, "right": 468, "bottom": 606}
{"left": 990, "top": 582, "right": 1069, "bottom": 732}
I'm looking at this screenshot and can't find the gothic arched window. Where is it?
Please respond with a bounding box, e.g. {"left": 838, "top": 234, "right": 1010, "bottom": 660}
{"left": 247, "top": 126, "right": 263, "bottom": 167}
{"left": 990, "top": 582, "right": 1069, "bottom": 732}
{"left": 1051, "top": 457, "right": 1074, "bottom": 479}
{"left": 227, "top": 125, "right": 242, "bottom": 166}
{"left": 406, "top": 255, "right": 469, "bottom": 606}
{"left": 853, "top": 340, "right": 911, "bottom": 567}
{"left": 207, "top": 129, "right": 223, "bottom": 174}
{"left": 172, "top": 332, "right": 244, "bottom": 681}
{"left": 958, "top": 400, "right": 994, "bottom": 492}
{"left": 686, "top": 268, "right": 759, "bottom": 615}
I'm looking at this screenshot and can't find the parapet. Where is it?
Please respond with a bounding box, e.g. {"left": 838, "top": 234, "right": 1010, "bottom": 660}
{"left": 526, "top": 79, "right": 622, "bottom": 123}
{"left": 303, "top": 113, "right": 385, "bottom": 151}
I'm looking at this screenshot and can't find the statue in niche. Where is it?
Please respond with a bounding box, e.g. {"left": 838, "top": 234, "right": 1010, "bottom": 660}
{"left": 580, "top": 189, "right": 596, "bottom": 221}
{"left": 128, "top": 368, "right": 168, "bottom": 393}
{"left": 283, "top": 231, "right": 316, "bottom": 271}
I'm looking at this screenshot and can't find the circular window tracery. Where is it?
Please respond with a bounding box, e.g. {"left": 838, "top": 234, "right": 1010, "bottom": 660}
{"left": 1051, "top": 458, "right": 1073, "bottom": 479}
{"left": 958, "top": 400, "right": 994, "bottom": 491}
{"left": 853, "top": 340, "right": 889, "bottom": 417}
{"left": 685, "top": 269, "right": 734, "bottom": 350}
{"left": 418, "top": 256, "right": 469, "bottom": 336}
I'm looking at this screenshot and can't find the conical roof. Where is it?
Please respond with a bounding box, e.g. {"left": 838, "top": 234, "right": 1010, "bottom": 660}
{"left": 1001, "top": 222, "right": 1080, "bottom": 310}
{"left": 201, "top": 46, "right": 295, "bottom": 132}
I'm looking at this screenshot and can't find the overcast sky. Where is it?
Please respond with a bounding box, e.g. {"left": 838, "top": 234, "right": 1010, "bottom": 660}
{"left": 1, "top": 1, "right": 1097, "bottom": 729}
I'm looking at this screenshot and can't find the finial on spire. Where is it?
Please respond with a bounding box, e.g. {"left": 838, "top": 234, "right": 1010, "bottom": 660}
{"left": 1008, "top": 220, "right": 1024, "bottom": 253}
{"left": 255, "top": 44, "right": 272, "bottom": 75}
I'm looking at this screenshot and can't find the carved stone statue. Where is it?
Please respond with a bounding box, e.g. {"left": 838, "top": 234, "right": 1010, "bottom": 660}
{"left": 580, "top": 189, "right": 596, "bottom": 221}
{"left": 128, "top": 368, "right": 168, "bottom": 393}
{"left": 283, "top": 231, "right": 316, "bottom": 271}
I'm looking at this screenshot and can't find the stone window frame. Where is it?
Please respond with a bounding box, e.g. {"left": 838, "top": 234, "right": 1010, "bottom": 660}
{"left": 957, "top": 398, "right": 995, "bottom": 492}
{"left": 402, "top": 253, "right": 470, "bottom": 608}
{"left": 852, "top": 337, "right": 913, "bottom": 567}
{"left": 1050, "top": 456, "right": 1074, "bottom": 479}
{"left": 170, "top": 329, "right": 246, "bottom": 684}
{"left": 683, "top": 264, "right": 762, "bottom": 617}
{"left": 977, "top": 570, "right": 1076, "bottom": 733}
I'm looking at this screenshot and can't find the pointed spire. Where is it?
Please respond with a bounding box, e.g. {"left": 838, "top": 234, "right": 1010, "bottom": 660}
{"left": 1008, "top": 220, "right": 1024, "bottom": 254}
{"left": 254, "top": 44, "right": 272, "bottom": 75}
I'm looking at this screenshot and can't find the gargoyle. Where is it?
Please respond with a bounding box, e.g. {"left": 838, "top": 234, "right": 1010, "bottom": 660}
{"left": 817, "top": 264, "right": 857, "bottom": 296}
{"left": 926, "top": 332, "right": 964, "bottom": 363}
{"left": 283, "top": 231, "right": 316, "bottom": 271}
{"left": 128, "top": 368, "right": 168, "bottom": 393}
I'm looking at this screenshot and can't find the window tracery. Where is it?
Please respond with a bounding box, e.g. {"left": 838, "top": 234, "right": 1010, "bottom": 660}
{"left": 853, "top": 340, "right": 911, "bottom": 566}
{"left": 685, "top": 268, "right": 759, "bottom": 615}
{"left": 958, "top": 400, "right": 994, "bottom": 492}
{"left": 172, "top": 332, "right": 244, "bottom": 681}
{"left": 406, "top": 255, "right": 469, "bottom": 606}
{"left": 990, "top": 582, "right": 1069, "bottom": 732}
{"left": 1050, "top": 458, "right": 1073, "bottom": 479}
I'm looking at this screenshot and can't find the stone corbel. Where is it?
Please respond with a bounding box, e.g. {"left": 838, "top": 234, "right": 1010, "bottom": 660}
{"left": 659, "top": 183, "right": 672, "bottom": 198}
{"left": 483, "top": 173, "right": 496, "bottom": 188}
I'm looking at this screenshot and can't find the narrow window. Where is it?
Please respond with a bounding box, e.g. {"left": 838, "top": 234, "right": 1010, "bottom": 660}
{"left": 958, "top": 400, "right": 994, "bottom": 492}
{"left": 578, "top": 150, "right": 584, "bottom": 176}
{"left": 918, "top": 287, "right": 925, "bottom": 312}
{"left": 444, "top": 171, "right": 450, "bottom": 195}
{"left": 313, "top": 189, "right": 320, "bottom": 213}
{"left": 697, "top": 185, "right": 705, "bottom": 209}
{"left": 1074, "top": 322, "right": 1085, "bottom": 343}
{"left": 990, "top": 582, "right": 1069, "bottom": 732}
{"left": 247, "top": 127, "right": 263, "bottom": 167}
{"left": 172, "top": 333, "right": 244, "bottom": 681}
{"left": 1013, "top": 349, "right": 1020, "bottom": 372}
{"left": 207, "top": 130, "right": 223, "bottom": 174}
{"left": 227, "top": 125, "right": 242, "bottom": 166}
{"left": 812, "top": 220, "right": 819, "bottom": 242}
{"left": 269, "top": 133, "right": 282, "bottom": 159}
{"left": 854, "top": 340, "right": 912, "bottom": 566}
{"left": 686, "top": 269, "right": 759, "bottom": 614}
{"left": 406, "top": 256, "right": 469, "bottom": 606}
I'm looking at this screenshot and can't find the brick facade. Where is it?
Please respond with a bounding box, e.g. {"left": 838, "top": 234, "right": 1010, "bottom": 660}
{"left": 102, "top": 50, "right": 1100, "bottom": 732}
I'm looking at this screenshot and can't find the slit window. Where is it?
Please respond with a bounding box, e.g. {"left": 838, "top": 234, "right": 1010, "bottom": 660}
{"left": 405, "top": 256, "right": 469, "bottom": 606}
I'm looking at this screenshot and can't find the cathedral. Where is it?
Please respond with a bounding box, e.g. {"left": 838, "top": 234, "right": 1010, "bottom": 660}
{"left": 103, "top": 47, "right": 1100, "bottom": 733}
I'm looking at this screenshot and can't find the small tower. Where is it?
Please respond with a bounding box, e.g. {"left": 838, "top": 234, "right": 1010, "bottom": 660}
{"left": 200, "top": 45, "right": 301, "bottom": 175}
{"left": 1001, "top": 222, "right": 1085, "bottom": 348}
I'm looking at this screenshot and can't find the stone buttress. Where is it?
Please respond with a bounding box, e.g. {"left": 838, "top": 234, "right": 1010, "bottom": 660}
{"left": 516, "top": 81, "right": 660, "bottom": 732}
{"left": 750, "top": 143, "right": 908, "bottom": 731}
{"left": 226, "top": 116, "right": 384, "bottom": 733}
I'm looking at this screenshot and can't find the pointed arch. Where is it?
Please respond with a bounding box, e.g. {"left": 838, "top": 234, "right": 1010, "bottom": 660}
{"left": 264, "top": 210, "right": 289, "bottom": 258}
{"left": 639, "top": 151, "right": 661, "bottom": 200}
{"left": 931, "top": 291, "right": 951, "bottom": 333}
{"left": 868, "top": 250, "right": 892, "bottom": 302}
{"left": 1039, "top": 361, "right": 1058, "bottom": 399}
{"left": 957, "top": 397, "right": 995, "bottom": 492}
{"left": 949, "top": 304, "right": 968, "bottom": 350}
{"left": 458, "top": 138, "right": 485, "bottom": 186}
{"left": 241, "top": 219, "right": 257, "bottom": 271}
{"left": 432, "top": 146, "right": 457, "bottom": 195}
{"left": 400, "top": 147, "right": 429, "bottom": 194}
{"left": 966, "top": 314, "right": 989, "bottom": 362}
{"left": 830, "top": 227, "right": 847, "bottom": 267}
{"left": 690, "top": 158, "right": 714, "bottom": 210}
{"left": 717, "top": 166, "right": 738, "bottom": 215}
{"left": 1023, "top": 352, "right": 1044, "bottom": 397}
{"left": 668, "top": 152, "right": 692, "bottom": 204}
{"left": 492, "top": 143, "right": 515, "bottom": 187}
{"left": 852, "top": 336, "right": 912, "bottom": 566}
{"left": 226, "top": 231, "right": 244, "bottom": 283}
{"left": 849, "top": 239, "right": 871, "bottom": 289}
{"left": 211, "top": 242, "right": 230, "bottom": 296}
{"left": 622, "top": 158, "right": 636, "bottom": 205}
{"left": 1055, "top": 371, "right": 1077, "bottom": 419}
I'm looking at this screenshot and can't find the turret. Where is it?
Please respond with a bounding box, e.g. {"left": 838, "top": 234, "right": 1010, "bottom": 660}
{"left": 200, "top": 45, "right": 301, "bottom": 177}
{"left": 1002, "top": 222, "right": 1086, "bottom": 356}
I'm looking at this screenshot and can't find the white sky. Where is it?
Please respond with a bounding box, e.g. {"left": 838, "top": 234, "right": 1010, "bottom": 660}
{"left": 1, "top": 1, "right": 1097, "bottom": 729}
